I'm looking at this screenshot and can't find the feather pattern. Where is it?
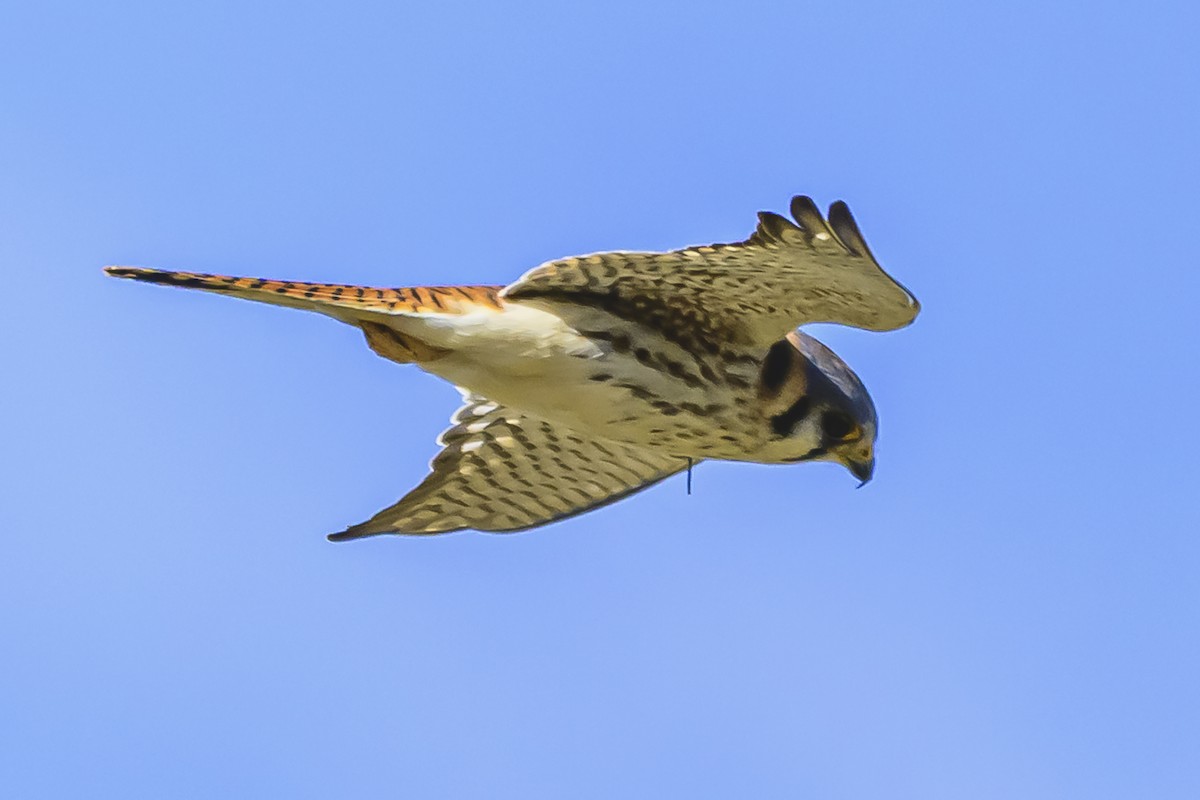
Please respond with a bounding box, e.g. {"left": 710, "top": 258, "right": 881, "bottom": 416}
{"left": 503, "top": 195, "right": 919, "bottom": 350}
{"left": 103, "top": 266, "right": 503, "bottom": 321}
{"left": 329, "top": 394, "right": 688, "bottom": 538}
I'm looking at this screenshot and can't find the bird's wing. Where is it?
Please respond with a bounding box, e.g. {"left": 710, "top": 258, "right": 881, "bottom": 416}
{"left": 329, "top": 395, "right": 688, "bottom": 538}
{"left": 503, "top": 196, "right": 919, "bottom": 351}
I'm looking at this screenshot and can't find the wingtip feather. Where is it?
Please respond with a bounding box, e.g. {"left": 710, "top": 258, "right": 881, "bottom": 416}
{"left": 788, "top": 195, "right": 833, "bottom": 238}
{"left": 826, "top": 200, "right": 872, "bottom": 258}
{"left": 327, "top": 524, "right": 390, "bottom": 542}
{"left": 104, "top": 265, "right": 151, "bottom": 278}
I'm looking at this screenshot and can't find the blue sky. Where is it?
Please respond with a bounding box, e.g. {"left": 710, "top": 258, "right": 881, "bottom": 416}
{"left": 2, "top": 1, "right": 1198, "bottom": 797}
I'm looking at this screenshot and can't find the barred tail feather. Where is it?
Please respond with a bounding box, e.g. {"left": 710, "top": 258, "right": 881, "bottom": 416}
{"left": 104, "top": 266, "right": 503, "bottom": 322}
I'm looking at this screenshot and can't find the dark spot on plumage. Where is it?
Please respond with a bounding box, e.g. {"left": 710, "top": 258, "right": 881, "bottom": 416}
{"left": 615, "top": 382, "right": 658, "bottom": 402}
{"left": 591, "top": 440, "right": 619, "bottom": 459}
{"left": 770, "top": 396, "right": 811, "bottom": 437}
{"left": 721, "top": 350, "right": 758, "bottom": 366}
{"left": 458, "top": 484, "right": 488, "bottom": 500}
{"left": 565, "top": 485, "right": 592, "bottom": 502}
{"left": 611, "top": 334, "right": 631, "bottom": 353}
{"left": 303, "top": 290, "right": 316, "bottom": 298}
{"left": 635, "top": 347, "right": 653, "bottom": 365}
{"left": 761, "top": 340, "right": 792, "bottom": 392}
{"left": 510, "top": 428, "right": 539, "bottom": 451}
{"left": 589, "top": 373, "right": 613, "bottom": 382}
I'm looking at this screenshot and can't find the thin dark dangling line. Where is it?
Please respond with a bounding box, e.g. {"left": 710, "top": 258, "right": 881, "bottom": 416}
{"left": 686, "top": 458, "right": 693, "bottom": 495}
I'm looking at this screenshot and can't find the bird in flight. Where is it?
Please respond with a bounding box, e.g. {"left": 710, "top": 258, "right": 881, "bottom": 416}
{"left": 107, "top": 195, "right": 919, "bottom": 539}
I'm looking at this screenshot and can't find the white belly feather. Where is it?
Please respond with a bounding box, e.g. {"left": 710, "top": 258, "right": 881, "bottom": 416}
{"left": 393, "top": 301, "right": 751, "bottom": 454}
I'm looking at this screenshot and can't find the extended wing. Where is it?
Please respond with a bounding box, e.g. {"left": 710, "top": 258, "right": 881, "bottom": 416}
{"left": 329, "top": 395, "right": 688, "bottom": 538}
{"left": 503, "top": 196, "right": 919, "bottom": 351}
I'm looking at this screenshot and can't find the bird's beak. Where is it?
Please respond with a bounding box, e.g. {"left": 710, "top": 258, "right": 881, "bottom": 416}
{"left": 847, "top": 456, "right": 875, "bottom": 487}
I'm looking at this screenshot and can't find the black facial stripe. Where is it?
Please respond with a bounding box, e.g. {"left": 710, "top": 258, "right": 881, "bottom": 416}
{"left": 761, "top": 340, "right": 792, "bottom": 392}
{"left": 770, "top": 396, "right": 810, "bottom": 437}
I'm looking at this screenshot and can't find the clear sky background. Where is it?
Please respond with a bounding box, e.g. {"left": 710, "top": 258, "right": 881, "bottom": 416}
{"left": 2, "top": 1, "right": 1198, "bottom": 797}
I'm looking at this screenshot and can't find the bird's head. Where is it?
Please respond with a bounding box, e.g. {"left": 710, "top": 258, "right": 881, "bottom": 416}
{"left": 757, "top": 331, "right": 878, "bottom": 484}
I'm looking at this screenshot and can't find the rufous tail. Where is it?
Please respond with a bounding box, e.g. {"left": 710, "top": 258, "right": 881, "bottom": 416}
{"left": 104, "top": 266, "right": 503, "bottom": 322}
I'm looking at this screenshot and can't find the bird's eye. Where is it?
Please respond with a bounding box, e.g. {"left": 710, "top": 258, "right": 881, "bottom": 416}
{"left": 820, "top": 411, "right": 856, "bottom": 440}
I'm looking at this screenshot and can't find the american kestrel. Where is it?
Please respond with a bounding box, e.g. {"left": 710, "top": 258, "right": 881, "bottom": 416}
{"left": 107, "top": 195, "right": 919, "bottom": 538}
